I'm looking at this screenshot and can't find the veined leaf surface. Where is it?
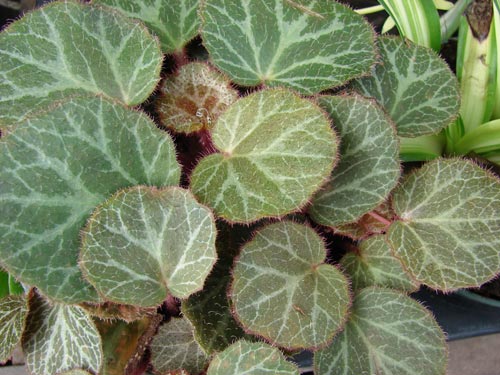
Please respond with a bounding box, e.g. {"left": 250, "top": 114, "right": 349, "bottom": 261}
{"left": 0, "top": 2, "right": 162, "bottom": 127}
{"left": 22, "top": 293, "right": 102, "bottom": 375}
{"left": 387, "top": 158, "right": 500, "bottom": 290}
{"left": 230, "top": 221, "right": 350, "bottom": 350}
{"left": 207, "top": 340, "right": 299, "bottom": 375}
{"left": 314, "top": 287, "right": 447, "bottom": 375}
{"left": 310, "top": 95, "right": 400, "bottom": 227}
{"left": 190, "top": 89, "right": 337, "bottom": 223}
{"left": 201, "top": 0, "right": 376, "bottom": 94}
{"left": 80, "top": 186, "right": 217, "bottom": 306}
{"left": 95, "top": 0, "right": 200, "bottom": 53}
{"left": 183, "top": 223, "right": 250, "bottom": 354}
{"left": 0, "top": 97, "right": 180, "bottom": 303}
{"left": 150, "top": 318, "right": 209, "bottom": 375}
{"left": 353, "top": 37, "right": 460, "bottom": 137}
{"left": 157, "top": 62, "right": 239, "bottom": 134}
{"left": 0, "top": 295, "right": 28, "bottom": 363}
{"left": 340, "top": 235, "right": 419, "bottom": 292}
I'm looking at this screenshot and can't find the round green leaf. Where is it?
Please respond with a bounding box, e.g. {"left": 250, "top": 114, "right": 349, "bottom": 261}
{"left": 314, "top": 287, "right": 447, "bottom": 375}
{"left": 95, "top": 0, "right": 200, "bottom": 53}
{"left": 309, "top": 95, "right": 400, "bottom": 227}
{"left": 0, "top": 295, "right": 28, "bottom": 363}
{"left": 230, "top": 221, "right": 350, "bottom": 350}
{"left": 22, "top": 293, "right": 103, "bottom": 375}
{"left": 387, "top": 158, "right": 500, "bottom": 290}
{"left": 207, "top": 340, "right": 299, "bottom": 375}
{"left": 353, "top": 36, "right": 460, "bottom": 137}
{"left": 80, "top": 186, "right": 217, "bottom": 307}
{"left": 150, "top": 318, "right": 209, "bottom": 375}
{"left": 340, "top": 235, "right": 419, "bottom": 292}
{"left": 157, "top": 62, "right": 239, "bottom": 134}
{"left": 0, "top": 1, "right": 162, "bottom": 128}
{"left": 201, "top": 0, "right": 376, "bottom": 95}
{"left": 190, "top": 89, "right": 337, "bottom": 223}
{"left": 0, "top": 96, "right": 181, "bottom": 303}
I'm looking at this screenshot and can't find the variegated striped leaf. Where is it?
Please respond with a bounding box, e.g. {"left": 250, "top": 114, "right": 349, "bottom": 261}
{"left": 0, "top": 295, "right": 28, "bottom": 363}
{"left": 314, "top": 287, "right": 447, "bottom": 375}
{"left": 150, "top": 318, "right": 209, "bottom": 375}
{"left": 230, "top": 221, "right": 350, "bottom": 350}
{"left": 157, "top": 62, "right": 239, "bottom": 134}
{"left": 207, "top": 340, "right": 299, "bottom": 375}
{"left": 0, "top": 2, "right": 162, "bottom": 128}
{"left": 0, "top": 97, "right": 180, "bottom": 303}
{"left": 80, "top": 186, "right": 217, "bottom": 306}
{"left": 353, "top": 36, "right": 460, "bottom": 137}
{"left": 387, "top": 158, "right": 500, "bottom": 290}
{"left": 94, "top": 0, "right": 200, "bottom": 53}
{"left": 340, "top": 235, "right": 419, "bottom": 292}
{"left": 190, "top": 89, "right": 337, "bottom": 223}
{"left": 56, "top": 370, "right": 92, "bottom": 375}
{"left": 309, "top": 95, "right": 400, "bottom": 227}
{"left": 201, "top": 0, "right": 376, "bottom": 95}
{"left": 22, "top": 293, "right": 102, "bottom": 375}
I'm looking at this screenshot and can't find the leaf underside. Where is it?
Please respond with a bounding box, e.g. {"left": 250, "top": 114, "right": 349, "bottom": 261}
{"left": 314, "top": 287, "right": 447, "bottom": 375}
{"left": 190, "top": 88, "right": 337, "bottom": 223}
{"left": 201, "top": 0, "right": 376, "bottom": 94}
{"left": 388, "top": 158, "right": 500, "bottom": 290}
{"left": 80, "top": 186, "right": 217, "bottom": 307}
{"left": 95, "top": 0, "right": 200, "bottom": 53}
{"left": 0, "top": 96, "right": 180, "bottom": 303}
{"left": 0, "top": 295, "right": 28, "bottom": 363}
{"left": 22, "top": 293, "right": 103, "bottom": 375}
{"left": 231, "top": 221, "right": 350, "bottom": 350}
{"left": 157, "top": 62, "right": 239, "bottom": 134}
{"left": 0, "top": 1, "right": 162, "bottom": 128}
{"left": 309, "top": 95, "right": 400, "bottom": 227}
{"left": 207, "top": 340, "right": 299, "bottom": 375}
{"left": 340, "top": 235, "right": 419, "bottom": 292}
{"left": 150, "top": 318, "right": 209, "bottom": 375}
{"left": 353, "top": 36, "right": 460, "bottom": 137}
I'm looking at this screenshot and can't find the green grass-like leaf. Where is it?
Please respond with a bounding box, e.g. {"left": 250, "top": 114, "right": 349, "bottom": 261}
{"left": 314, "top": 287, "right": 447, "bottom": 375}
{"left": 0, "top": 97, "right": 180, "bottom": 303}
{"left": 190, "top": 88, "right": 337, "bottom": 223}
{"left": 230, "top": 221, "right": 350, "bottom": 350}
{"left": 201, "top": 0, "right": 376, "bottom": 94}
{"left": 80, "top": 186, "right": 217, "bottom": 306}
{"left": 0, "top": 1, "right": 162, "bottom": 128}
{"left": 387, "top": 158, "right": 500, "bottom": 290}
